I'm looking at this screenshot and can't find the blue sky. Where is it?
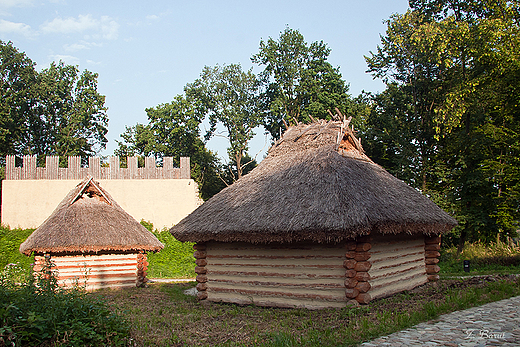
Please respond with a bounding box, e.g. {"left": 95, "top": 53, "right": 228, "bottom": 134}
{"left": 0, "top": 0, "right": 409, "bottom": 162}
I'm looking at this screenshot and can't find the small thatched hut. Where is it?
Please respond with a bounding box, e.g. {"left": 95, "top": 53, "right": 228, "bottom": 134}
{"left": 20, "top": 177, "right": 163, "bottom": 290}
{"left": 171, "top": 118, "right": 457, "bottom": 309}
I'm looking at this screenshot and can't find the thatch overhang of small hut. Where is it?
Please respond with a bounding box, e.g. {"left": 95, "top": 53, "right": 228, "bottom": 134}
{"left": 20, "top": 177, "right": 163, "bottom": 290}
{"left": 170, "top": 117, "right": 457, "bottom": 309}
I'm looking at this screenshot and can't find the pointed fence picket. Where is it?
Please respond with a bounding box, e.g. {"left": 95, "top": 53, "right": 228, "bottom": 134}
{"left": 4, "top": 156, "right": 190, "bottom": 180}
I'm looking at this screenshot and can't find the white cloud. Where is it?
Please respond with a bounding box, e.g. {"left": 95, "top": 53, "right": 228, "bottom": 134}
{"left": 63, "top": 41, "right": 102, "bottom": 52}
{"left": 0, "top": 19, "right": 33, "bottom": 37}
{"left": 48, "top": 54, "right": 80, "bottom": 66}
{"left": 146, "top": 14, "right": 159, "bottom": 21}
{"left": 40, "top": 14, "right": 119, "bottom": 40}
{"left": 86, "top": 59, "right": 102, "bottom": 66}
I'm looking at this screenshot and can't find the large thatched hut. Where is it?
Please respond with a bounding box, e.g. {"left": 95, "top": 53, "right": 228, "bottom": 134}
{"left": 171, "top": 119, "right": 457, "bottom": 309}
{"left": 20, "top": 177, "right": 163, "bottom": 290}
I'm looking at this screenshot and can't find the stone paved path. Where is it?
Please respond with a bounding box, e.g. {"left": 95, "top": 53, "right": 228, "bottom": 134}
{"left": 361, "top": 296, "right": 520, "bottom": 346}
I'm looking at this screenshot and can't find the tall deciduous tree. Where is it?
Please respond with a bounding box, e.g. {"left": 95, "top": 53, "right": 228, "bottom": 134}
{"left": 1, "top": 42, "right": 108, "bottom": 165}
{"left": 185, "top": 64, "right": 261, "bottom": 180}
{"left": 116, "top": 95, "right": 224, "bottom": 200}
{"left": 34, "top": 62, "right": 108, "bottom": 162}
{"left": 0, "top": 40, "right": 37, "bottom": 162}
{"left": 365, "top": 0, "right": 520, "bottom": 247}
{"left": 252, "top": 27, "right": 354, "bottom": 139}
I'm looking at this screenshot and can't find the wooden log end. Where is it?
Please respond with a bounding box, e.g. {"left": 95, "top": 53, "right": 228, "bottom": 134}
{"left": 354, "top": 271, "right": 371, "bottom": 282}
{"left": 346, "top": 299, "right": 360, "bottom": 307}
{"left": 355, "top": 281, "right": 372, "bottom": 293}
{"left": 345, "top": 288, "right": 360, "bottom": 299}
{"left": 355, "top": 242, "right": 372, "bottom": 252}
{"left": 425, "top": 250, "right": 441, "bottom": 258}
{"left": 197, "top": 291, "right": 208, "bottom": 300}
{"left": 426, "top": 265, "right": 441, "bottom": 274}
{"left": 354, "top": 261, "right": 372, "bottom": 272}
{"left": 345, "top": 269, "right": 357, "bottom": 278}
{"left": 196, "top": 282, "right": 207, "bottom": 291}
{"left": 194, "top": 266, "right": 207, "bottom": 274}
{"left": 193, "top": 243, "right": 207, "bottom": 251}
{"left": 354, "top": 252, "right": 371, "bottom": 262}
{"left": 355, "top": 293, "right": 372, "bottom": 304}
{"left": 344, "top": 278, "right": 358, "bottom": 289}
{"left": 425, "top": 235, "right": 441, "bottom": 244}
{"left": 425, "top": 257, "right": 440, "bottom": 265}
{"left": 427, "top": 274, "right": 440, "bottom": 282}
{"left": 343, "top": 259, "right": 357, "bottom": 269}
{"left": 196, "top": 275, "right": 208, "bottom": 283}
{"left": 193, "top": 251, "right": 207, "bottom": 259}
{"left": 345, "top": 251, "right": 356, "bottom": 259}
{"left": 425, "top": 243, "right": 441, "bottom": 251}
{"left": 195, "top": 259, "right": 208, "bottom": 267}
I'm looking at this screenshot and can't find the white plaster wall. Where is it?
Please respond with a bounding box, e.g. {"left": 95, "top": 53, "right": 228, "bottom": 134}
{"left": 1, "top": 179, "right": 201, "bottom": 230}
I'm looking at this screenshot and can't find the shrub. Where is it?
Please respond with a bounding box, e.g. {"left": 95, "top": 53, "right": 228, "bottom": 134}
{"left": 0, "top": 257, "right": 130, "bottom": 346}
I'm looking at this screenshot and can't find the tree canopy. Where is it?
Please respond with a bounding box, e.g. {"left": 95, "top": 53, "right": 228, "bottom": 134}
{"left": 252, "top": 26, "right": 355, "bottom": 139}
{"left": 0, "top": 41, "right": 108, "bottom": 165}
{"left": 364, "top": 0, "right": 520, "bottom": 247}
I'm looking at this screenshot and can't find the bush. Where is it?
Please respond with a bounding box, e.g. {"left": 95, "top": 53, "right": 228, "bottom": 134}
{"left": 0, "top": 258, "right": 130, "bottom": 346}
{"left": 141, "top": 221, "right": 196, "bottom": 279}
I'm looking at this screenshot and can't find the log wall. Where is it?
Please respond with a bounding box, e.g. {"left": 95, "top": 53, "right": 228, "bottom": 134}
{"left": 368, "top": 233, "right": 427, "bottom": 300}
{"left": 34, "top": 253, "right": 142, "bottom": 291}
{"left": 202, "top": 242, "right": 347, "bottom": 309}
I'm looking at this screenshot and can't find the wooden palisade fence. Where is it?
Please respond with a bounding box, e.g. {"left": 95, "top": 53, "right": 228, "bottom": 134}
{"left": 5, "top": 156, "right": 190, "bottom": 180}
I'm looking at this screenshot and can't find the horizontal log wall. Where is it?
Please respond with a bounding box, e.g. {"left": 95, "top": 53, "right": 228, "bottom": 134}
{"left": 204, "top": 242, "right": 347, "bottom": 309}
{"left": 368, "top": 233, "right": 427, "bottom": 300}
{"left": 34, "top": 253, "right": 139, "bottom": 290}
{"left": 5, "top": 156, "right": 190, "bottom": 180}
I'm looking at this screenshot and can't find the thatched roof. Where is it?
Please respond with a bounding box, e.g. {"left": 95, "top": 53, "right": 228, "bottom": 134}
{"left": 171, "top": 119, "right": 457, "bottom": 244}
{"left": 20, "top": 177, "right": 163, "bottom": 255}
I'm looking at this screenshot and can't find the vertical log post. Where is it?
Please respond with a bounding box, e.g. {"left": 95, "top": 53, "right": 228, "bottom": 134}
{"left": 193, "top": 243, "right": 208, "bottom": 300}
{"left": 353, "top": 235, "right": 372, "bottom": 304}
{"left": 137, "top": 251, "right": 149, "bottom": 287}
{"left": 425, "top": 235, "right": 441, "bottom": 281}
{"left": 344, "top": 236, "right": 373, "bottom": 305}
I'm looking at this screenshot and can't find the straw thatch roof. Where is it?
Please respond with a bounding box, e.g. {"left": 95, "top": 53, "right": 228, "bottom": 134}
{"left": 20, "top": 177, "right": 163, "bottom": 255}
{"left": 171, "top": 119, "right": 457, "bottom": 244}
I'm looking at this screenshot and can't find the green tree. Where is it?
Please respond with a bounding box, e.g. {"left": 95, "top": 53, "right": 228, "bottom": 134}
{"left": 116, "top": 95, "right": 225, "bottom": 200}
{"left": 0, "top": 40, "right": 38, "bottom": 163}
{"left": 1, "top": 44, "right": 108, "bottom": 166}
{"left": 252, "top": 27, "right": 354, "bottom": 139}
{"left": 32, "top": 62, "right": 108, "bottom": 163}
{"left": 366, "top": 0, "right": 520, "bottom": 248}
{"left": 185, "top": 64, "right": 260, "bottom": 180}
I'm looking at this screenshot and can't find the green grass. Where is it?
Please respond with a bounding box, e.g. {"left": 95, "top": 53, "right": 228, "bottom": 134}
{"left": 0, "top": 225, "right": 34, "bottom": 276}
{"left": 95, "top": 276, "right": 520, "bottom": 346}
{"left": 141, "top": 221, "right": 196, "bottom": 278}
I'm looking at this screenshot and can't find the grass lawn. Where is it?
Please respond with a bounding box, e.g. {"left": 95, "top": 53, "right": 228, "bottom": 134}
{"left": 93, "top": 275, "right": 520, "bottom": 346}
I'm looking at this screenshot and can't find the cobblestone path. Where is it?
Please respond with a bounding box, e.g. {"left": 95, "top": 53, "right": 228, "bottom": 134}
{"left": 361, "top": 296, "right": 520, "bottom": 346}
